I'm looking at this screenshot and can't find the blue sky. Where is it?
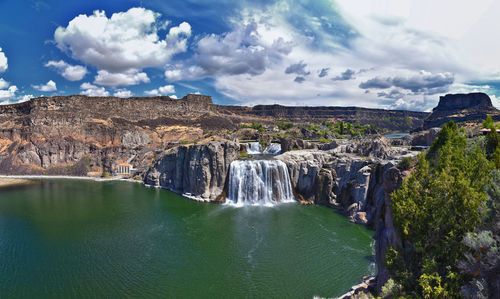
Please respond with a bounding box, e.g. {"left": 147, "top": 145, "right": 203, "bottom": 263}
{"left": 0, "top": 0, "right": 499, "bottom": 111}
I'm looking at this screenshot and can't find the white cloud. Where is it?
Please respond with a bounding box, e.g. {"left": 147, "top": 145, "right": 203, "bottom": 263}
{"left": 113, "top": 89, "right": 133, "bottom": 98}
{"left": 145, "top": 84, "right": 175, "bottom": 96}
{"left": 336, "top": 0, "right": 500, "bottom": 80}
{"left": 80, "top": 82, "right": 109, "bottom": 96}
{"left": 45, "top": 60, "right": 87, "bottom": 81}
{"left": 164, "top": 69, "right": 182, "bottom": 81}
{"left": 0, "top": 85, "right": 18, "bottom": 100}
{"left": 0, "top": 78, "right": 9, "bottom": 89}
{"left": 33, "top": 80, "right": 57, "bottom": 92}
{"left": 54, "top": 7, "right": 191, "bottom": 86}
{"left": 94, "top": 69, "right": 149, "bottom": 87}
{"left": 165, "top": 19, "right": 295, "bottom": 81}
{"left": 19, "top": 94, "right": 34, "bottom": 102}
{"left": 0, "top": 47, "right": 7, "bottom": 73}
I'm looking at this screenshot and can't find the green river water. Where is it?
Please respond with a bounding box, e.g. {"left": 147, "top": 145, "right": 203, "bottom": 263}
{"left": 0, "top": 179, "right": 374, "bottom": 298}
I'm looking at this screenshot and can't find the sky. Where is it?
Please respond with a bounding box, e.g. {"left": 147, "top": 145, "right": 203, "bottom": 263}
{"left": 0, "top": 0, "right": 499, "bottom": 111}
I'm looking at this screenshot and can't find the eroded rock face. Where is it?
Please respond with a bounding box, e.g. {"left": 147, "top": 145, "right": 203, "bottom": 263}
{"left": 280, "top": 137, "right": 318, "bottom": 153}
{"left": 276, "top": 140, "right": 411, "bottom": 226}
{"left": 375, "top": 166, "right": 404, "bottom": 292}
{"left": 402, "top": 127, "right": 440, "bottom": 146}
{"left": 122, "top": 130, "right": 151, "bottom": 149}
{"left": 144, "top": 141, "right": 239, "bottom": 201}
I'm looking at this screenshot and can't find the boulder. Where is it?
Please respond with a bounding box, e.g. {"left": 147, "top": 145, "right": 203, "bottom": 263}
{"left": 403, "top": 127, "right": 440, "bottom": 146}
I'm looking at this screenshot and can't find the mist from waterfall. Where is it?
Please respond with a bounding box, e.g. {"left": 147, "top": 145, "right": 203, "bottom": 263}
{"left": 226, "top": 160, "right": 294, "bottom": 206}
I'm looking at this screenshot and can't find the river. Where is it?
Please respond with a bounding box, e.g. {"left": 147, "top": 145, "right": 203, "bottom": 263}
{"left": 0, "top": 179, "right": 374, "bottom": 298}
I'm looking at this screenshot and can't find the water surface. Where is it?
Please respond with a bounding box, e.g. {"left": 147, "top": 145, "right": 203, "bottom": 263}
{"left": 0, "top": 180, "right": 374, "bottom": 298}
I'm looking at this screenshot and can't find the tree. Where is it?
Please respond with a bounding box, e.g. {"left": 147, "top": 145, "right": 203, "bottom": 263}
{"left": 483, "top": 115, "right": 494, "bottom": 130}
{"left": 387, "top": 121, "right": 492, "bottom": 297}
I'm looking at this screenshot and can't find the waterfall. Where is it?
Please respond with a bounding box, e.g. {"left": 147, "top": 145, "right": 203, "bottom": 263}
{"left": 245, "top": 142, "right": 262, "bottom": 154}
{"left": 227, "top": 160, "right": 294, "bottom": 206}
{"left": 263, "top": 143, "right": 282, "bottom": 155}
{"left": 244, "top": 142, "right": 282, "bottom": 155}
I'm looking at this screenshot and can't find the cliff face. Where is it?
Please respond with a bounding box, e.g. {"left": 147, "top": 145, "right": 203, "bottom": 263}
{"left": 277, "top": 137, "right": 413, "bottom": 223}
{"left": 144, "top": 141, "right": 239, "bottom": 201}
{"left": 0, "top": 94, "right": 428, "bottom": 175}
{"left": 225, "top": 105, "right": 428, "bottom": 131}
{"left": 0, "top": 94, "right": 239, "bottom": 175}
{"left": 421, "top": 92, "right": 499, "bottom": 130}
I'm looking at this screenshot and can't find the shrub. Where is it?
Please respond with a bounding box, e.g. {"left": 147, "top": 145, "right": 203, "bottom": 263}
{"left": 397, "top": 156, "right": 413, "bottom": 171}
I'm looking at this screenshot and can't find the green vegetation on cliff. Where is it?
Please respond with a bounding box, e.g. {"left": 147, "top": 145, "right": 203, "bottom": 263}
{"left": 386, "top": 121, "right": 500, "bottom": 298}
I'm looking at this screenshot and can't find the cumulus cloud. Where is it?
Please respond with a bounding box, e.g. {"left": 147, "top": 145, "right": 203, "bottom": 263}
{"left": 377, "top": 89, "right": 406, "bottom": 99}
{"left": 333, "top": 69, "right": 356, "bottom": 81}
{"left": 55, "top": 8, "right": 191, "bottom": 72}
{"left": 285, "top": 61, "right": 310, "bottom": 76}
{"left": 45, "top": 60, "right": 87, "bottom": 81}
{"left": 318, "top": 68, "right": 329, "bottom": 78}
{"left": 33, "top": 80, "right": 57, "bottom": 92}
{"left": 0, "top": 47, "right": 7, "bottom": 73}
{"left": 359, "top": 77, "right": 393, "bottom": 89}
{"left": 144, "top": 84, "right": 175, "bottom": 96}
{"left": 360, "top": 71, "right": 454, "bottom": 95}
{"left": 80, "top": 82, "right": 109, "bottom": 97}
{"left": 0, "top": 86, "right": 17, "bottom": 100}
{"left": 165, "top": 20, "right": 294, "bottom": 81}
{"left": 294, "top": 76, "right": 305, "bottom": 83}
{"left": 54, "top": 7, "right": 191, "bottom": 86}
{"left": 94, "top": 69, "right": 150, "bottom": 87}
{"left": 0, "top": 78, "right": 9, "bottom": 89}
{"left": 113, "top": 89, "right": 133, "bottom": 98}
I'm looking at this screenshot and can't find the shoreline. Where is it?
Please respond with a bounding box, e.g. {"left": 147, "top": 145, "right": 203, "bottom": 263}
{"left": 0, "top": 175, "right": 144, "bottom": 184}
{"left": 0, "top": 177, "right": 34, "bottom": 188}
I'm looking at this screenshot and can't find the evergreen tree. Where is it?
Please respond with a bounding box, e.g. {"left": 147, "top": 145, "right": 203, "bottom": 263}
{"left": 387, "top": 121, "right": 492, "bottom": 298}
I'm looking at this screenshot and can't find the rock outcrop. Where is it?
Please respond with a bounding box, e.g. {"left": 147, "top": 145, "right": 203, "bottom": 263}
{"left": 402, "top": 127, "right": 440, "bottom": 146}
{"left": 420, "top": 93, "right": 499, "bottom": 130}
{"left": 276, "top": 137, "right": 415, "bottom": 225}
{"left": 144, "top": 141, "right": 239, "bottom": 201}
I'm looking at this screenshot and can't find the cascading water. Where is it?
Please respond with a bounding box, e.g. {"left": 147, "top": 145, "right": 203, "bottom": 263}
{"left": 226, "top": 160, "right": 294, "bottom": 206}
{"left": 244, "top": 142, "right": 282, "bottom": 155}
{"left": 245, "top": 142, "right": 263, "bottom": 155}
{"left": 263, "top": 143, "right": 282, "bottom": 155}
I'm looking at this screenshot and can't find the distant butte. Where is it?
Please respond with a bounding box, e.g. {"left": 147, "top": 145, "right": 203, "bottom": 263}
{"left": 420, "top": 92, "right": 500, "bottom": 130}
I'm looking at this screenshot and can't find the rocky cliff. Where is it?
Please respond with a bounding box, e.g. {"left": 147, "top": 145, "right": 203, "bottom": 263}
{"left": 144, "top": 141, "right": 239, "bottom": 201}
{"left": 277, "top": 137, "right": 413, "bottom": 224}
{"left": 0, "top": 94, "right": 428, "bottom": 175}
{"left": 420, "top": 92, "right": 499, "bottom": 130}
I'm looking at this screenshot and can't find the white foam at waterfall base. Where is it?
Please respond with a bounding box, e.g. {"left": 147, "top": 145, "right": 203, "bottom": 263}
{"left": 263, "top": 143, "right": 282, "bottom": 155}
{"left": 226, "top": 160, "right": 294, "bottom": 207}
{"left": 245, "top": 142, "right": 262, "bottom": 155}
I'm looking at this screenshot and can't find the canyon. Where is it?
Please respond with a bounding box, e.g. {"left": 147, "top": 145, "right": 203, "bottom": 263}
{"left": 0, "top": 91, "right": 496, "bottom": 294}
